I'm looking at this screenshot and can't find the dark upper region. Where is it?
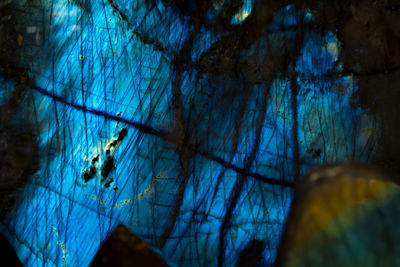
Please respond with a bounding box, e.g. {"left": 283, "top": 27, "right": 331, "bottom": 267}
{"left": 101, "top": 156, "right": 115, "bottom": 181}
{"left": 83, "top": 166, "right": 97, "bottom": 183}
{"left": 0, "top": 3, "right": 23, "bottom": 81}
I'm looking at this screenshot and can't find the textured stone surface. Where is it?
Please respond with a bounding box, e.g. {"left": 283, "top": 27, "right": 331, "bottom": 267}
{"left": 0, "top": 0, "right": 398, "bottom": 266}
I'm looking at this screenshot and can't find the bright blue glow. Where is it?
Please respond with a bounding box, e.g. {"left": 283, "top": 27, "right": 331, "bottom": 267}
{"left": 0, "top": 2, "right": 379, "bottom": 267}
{"left": 231, "top": 0, "right": 253, "bottom": 25}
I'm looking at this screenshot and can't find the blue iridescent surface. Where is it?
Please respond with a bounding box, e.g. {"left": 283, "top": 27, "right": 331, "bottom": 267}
{"left": 0, "top": 1, "right": 379, "bottom": 266}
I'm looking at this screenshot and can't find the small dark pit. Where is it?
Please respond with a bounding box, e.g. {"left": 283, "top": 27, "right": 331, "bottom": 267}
{"left": 104, "top": 178, "right": 114, "bottom": 188}
{"left": 83, "top": 166, "right": 97, "bottom": 183}
{"left": 313, "top": 149, "right": 322, "bottom": 158}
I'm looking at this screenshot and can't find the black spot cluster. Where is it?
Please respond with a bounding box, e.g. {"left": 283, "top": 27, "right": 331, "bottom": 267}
{"left": 81, "top": 128, "right": 128, "bottom": 190}
{"left": 101, "top": 156, "right": 115, "bottom": 182}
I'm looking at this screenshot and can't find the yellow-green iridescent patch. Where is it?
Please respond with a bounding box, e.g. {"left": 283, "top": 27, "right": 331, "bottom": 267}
{"left": 277, "top": 164, "right": 400, "bottom": 267}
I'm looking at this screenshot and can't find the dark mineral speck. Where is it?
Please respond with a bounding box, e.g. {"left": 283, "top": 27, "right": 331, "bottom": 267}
{"left": 101, "top": 156, "right": 115, "bottom": 181}
{"left": 83, "top": 166, "right": 97, "bottom": 183}
{"left": 91, "top": 154, "right": 100, "bottom": 165}
{"left": 104, "top": 178, "right": 114, "bottom": 188}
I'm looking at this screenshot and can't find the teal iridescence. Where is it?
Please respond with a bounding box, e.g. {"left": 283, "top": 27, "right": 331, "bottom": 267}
{"left": 0, "top": 1, "right": 378, "bottom": 266}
